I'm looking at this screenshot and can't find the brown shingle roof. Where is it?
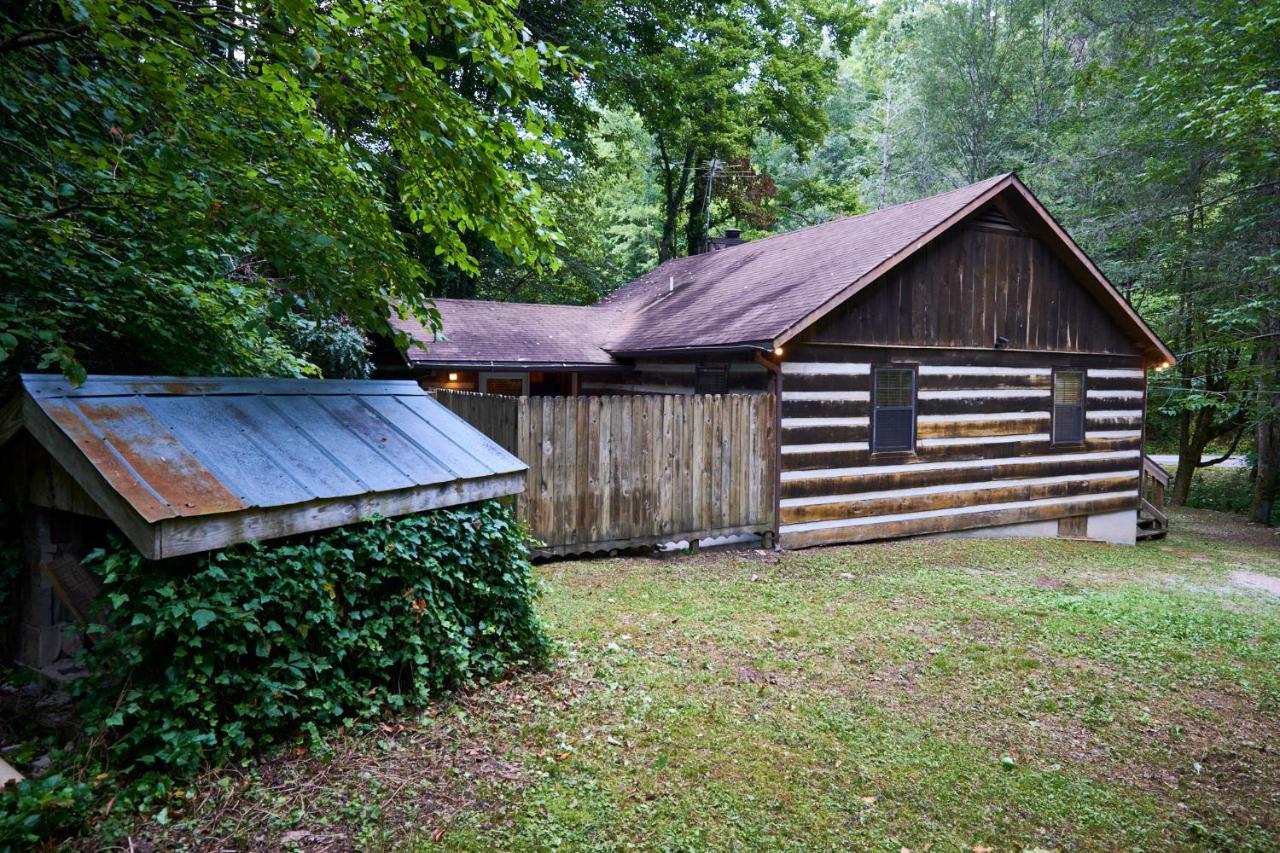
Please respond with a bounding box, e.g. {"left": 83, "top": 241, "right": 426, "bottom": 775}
{"left": 399, "top": 299, "right": 624, "bottom": 366}
{"left": 600, "top": 174, "right": 1010, "bottom": 351}
{"left": 392, "top": 175, "right": 1174, "bottom": 367}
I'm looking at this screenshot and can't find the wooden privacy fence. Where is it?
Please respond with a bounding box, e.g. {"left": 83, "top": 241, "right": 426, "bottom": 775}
{"left": 433, "top": 390, "right": 777, "bottom": 556}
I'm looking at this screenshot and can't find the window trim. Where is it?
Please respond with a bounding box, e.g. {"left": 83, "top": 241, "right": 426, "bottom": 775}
{"left": 1051, "top": 367, "right": 1086, "bottom": 446}
{"left": 871, "top": 364, "right": 918, "bottom": 456}
{"left": 479, "top": 371, "right": 530, "bottom": 396}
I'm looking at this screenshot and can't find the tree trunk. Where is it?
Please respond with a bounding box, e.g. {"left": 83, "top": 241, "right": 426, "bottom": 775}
{"left": 1171, "top": 427, "right": 1209, "bottom": 505}
{"left": 1170, "top": 195, "right": 1197, "bottom": 505}
{"left": 1251, "top": 318, "right": 1279, "bottom": 525}
{"left": 658, "top": 144, "right": 695, "bottom": 262}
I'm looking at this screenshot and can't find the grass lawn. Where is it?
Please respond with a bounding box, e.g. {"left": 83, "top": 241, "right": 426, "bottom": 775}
{"left": 143, "top": 508, "right": 1279, "bottom": 851}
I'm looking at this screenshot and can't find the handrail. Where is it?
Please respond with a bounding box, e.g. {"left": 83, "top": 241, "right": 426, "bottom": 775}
{"left": 1139, "top": 497, "right": 1168, "bottom": 526}
{"left": 1142, "top": 455, "right": 1171, "bottom": 487}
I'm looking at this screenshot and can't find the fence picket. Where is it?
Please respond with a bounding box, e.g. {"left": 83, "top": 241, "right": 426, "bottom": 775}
{"left": 432, "top": 389, "right": 775, "bottom": 556}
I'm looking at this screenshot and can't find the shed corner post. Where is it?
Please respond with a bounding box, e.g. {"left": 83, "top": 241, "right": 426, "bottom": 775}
{"left": 753, "top": 349, "right": 783, "bottom": 551}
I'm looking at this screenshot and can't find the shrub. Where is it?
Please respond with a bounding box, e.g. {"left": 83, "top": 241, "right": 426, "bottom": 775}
{"left": 1180, "top": 466, "right": 1254, "bottom": 515}
{"left": 0, "top": 773, "right": 95, "bottom": 847}
{"left": 74, "top": 499, "right": 547, "bottom": 776}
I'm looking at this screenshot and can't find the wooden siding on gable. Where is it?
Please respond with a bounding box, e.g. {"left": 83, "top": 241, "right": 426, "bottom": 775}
{"left": 778, "top": 343, "right": 1145, "bottom": 549}
{"left": 807, "top": 219, "right": 1139, "bottom": 356}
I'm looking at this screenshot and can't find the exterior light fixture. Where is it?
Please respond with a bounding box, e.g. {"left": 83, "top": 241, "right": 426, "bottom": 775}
{"left": 447, "top": 372, "right": 459, "bottom": 382}
{"left": 1155, "top": 362, "right": 1171, "bottom": 372}
{"left": 773, "top": 347, "right": 784, "bottom": 357}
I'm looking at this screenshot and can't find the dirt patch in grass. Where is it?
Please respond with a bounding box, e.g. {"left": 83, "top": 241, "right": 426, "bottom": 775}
{"left": 1176, "top": 686, "right": 1280, "bottom": 828}
{"left": 121, "top": 663, "right": 601, "bottom": 851}
{"left": 1174, "top": 506, "right": 1280, "bottom": 551}
{"left": 1229, "top": 569, "right": 1280, "bottom": 597}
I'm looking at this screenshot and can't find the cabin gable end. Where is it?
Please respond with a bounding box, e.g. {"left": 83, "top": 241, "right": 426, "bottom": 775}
{"left": 799, "top": 207, "right": 1140, "bottom": 356}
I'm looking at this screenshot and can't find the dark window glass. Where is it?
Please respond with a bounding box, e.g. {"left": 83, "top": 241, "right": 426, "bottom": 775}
{"left": 1053, "top": 370, "right": 1085, "bottom": 443}
{"left": 484, "top": 378, "right": 525, "bottom": 397}
{"left": 695, "top": 364, "right": 729, "bottom": 394}
{"left": 873, "top": 367, "right": 915, "bottom": 453}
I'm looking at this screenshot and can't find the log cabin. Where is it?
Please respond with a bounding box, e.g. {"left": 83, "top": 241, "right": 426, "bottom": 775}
{"left": 388, "top": 173, "right": 1174, "bottom": 548}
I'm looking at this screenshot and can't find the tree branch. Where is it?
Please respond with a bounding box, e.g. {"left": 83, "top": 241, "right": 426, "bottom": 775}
{"left": 0, "top": 24, "right": 88, "bottom": 54}
{"left": 1197, "top": 424, "right": 1247, "bottom": 468}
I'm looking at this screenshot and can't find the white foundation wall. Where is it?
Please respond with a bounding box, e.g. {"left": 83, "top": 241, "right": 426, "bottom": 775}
{"left": 923, "top": 509, "right": 1137, "bottom": 546}
{"left": 1086, "top": 509, "right": 1138, "bottom": 545}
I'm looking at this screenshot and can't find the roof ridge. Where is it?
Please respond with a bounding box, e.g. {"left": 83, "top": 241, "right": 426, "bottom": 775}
{"left": 669, "top": 172, "right": 1012, "bottom": 259}
{"left": 596, "top": 173, "right": 1013, "bottom": 302}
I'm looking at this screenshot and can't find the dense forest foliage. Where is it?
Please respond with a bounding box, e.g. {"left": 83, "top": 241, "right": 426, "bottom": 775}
{"left": 1, "top": 0, "right": 1276, "bottom": 522}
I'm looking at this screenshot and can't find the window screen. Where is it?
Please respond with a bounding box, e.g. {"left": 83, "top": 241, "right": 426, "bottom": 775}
{"left": 484, "top": 378, "right": 525, "bottom": 397}
{"left": 1052, "top": 370, "right": 1085, "bottom": 443}
{"left": 872, "top": 367, "right": 916, "bottom": 453}
{"left": 695, "top": 364, "right": 729, "bottom": 394}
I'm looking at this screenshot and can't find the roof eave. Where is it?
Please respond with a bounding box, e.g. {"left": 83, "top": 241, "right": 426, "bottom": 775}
{"left": 407, "top": 358, "right": 625, "bottom": 371}
{"left": 606, "top": 341, "right": 775, "bottom": 359}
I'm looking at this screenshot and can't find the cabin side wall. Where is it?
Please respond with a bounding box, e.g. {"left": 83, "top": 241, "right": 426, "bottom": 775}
{"left": 778, "top": 345, "right": 1146, "bottom": 548}
{"left": 778, "top": 218, "right": 1148, "bottom": 550}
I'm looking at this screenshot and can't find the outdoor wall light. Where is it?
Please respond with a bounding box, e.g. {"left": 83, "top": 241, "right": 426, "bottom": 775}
{"left": 773, "top": 346, "right": 784, "bottom": 357}
{"left": 448, "top": 372, "right": 459, "bottom": 382}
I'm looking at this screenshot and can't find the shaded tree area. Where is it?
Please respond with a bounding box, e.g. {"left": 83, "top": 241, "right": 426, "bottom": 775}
{"left": 1, "top": 0, "right": 572, "bottom": 381}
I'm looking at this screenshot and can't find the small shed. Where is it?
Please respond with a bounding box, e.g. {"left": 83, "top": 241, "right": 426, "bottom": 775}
{"left": 1, "top": 374, "right": 526, "bottom": 670}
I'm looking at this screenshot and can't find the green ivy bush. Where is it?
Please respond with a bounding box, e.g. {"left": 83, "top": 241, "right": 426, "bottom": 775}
{"left": 73, "top": 499, "right": 547, "bottom": 776}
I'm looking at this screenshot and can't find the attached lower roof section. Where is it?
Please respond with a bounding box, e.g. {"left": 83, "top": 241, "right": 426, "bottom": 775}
{"left": 9, "top": 374, "right": 526, "bottom": 560}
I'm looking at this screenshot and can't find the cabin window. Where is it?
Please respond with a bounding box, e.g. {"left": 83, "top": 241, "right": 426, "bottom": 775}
{"left": 872, "top": 367, "right": 916, "bottom": 453}
{"left": 1052, "top": 369, "right": 1085, "bottom": 444}
{"left": 695, "top": 363, "right": 729, "bottom": 394}
{"left": 479, "top": 372, "right": 529, "bottom": 396}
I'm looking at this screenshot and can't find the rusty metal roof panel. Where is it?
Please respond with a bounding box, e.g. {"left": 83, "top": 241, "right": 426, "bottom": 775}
{"left": 20, "top": 374, "right": 526, "bottom": 525}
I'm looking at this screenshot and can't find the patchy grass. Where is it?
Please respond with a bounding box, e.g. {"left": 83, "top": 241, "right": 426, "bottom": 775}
{"left": 128, "top": 508, "right": 1279, "bottom": 851}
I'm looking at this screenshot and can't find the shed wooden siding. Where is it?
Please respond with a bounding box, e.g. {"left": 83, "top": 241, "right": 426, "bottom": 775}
{"left": 579, "top": 360, "right": 770, "bottom": 396}
{"left": 778, "top": 344, "right": 1145, "bottom": 548}
{"left": 809, "top": 221, "right": 1135, "bottom": 355}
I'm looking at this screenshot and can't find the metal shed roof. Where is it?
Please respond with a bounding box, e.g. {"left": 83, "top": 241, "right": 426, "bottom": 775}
{"left": 4, "top": 374, "right": 526, "bottom": 559}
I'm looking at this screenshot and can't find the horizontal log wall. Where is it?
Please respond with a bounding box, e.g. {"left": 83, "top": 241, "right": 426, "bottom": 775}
{"left": 434, "top": 390, "right": 776, "bottom": 556}
{"left": 778, "top": 344, "right": 1145, "bottom": 549}
{"left": 579, "top": 359, "right": 771, "bottom": 396}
